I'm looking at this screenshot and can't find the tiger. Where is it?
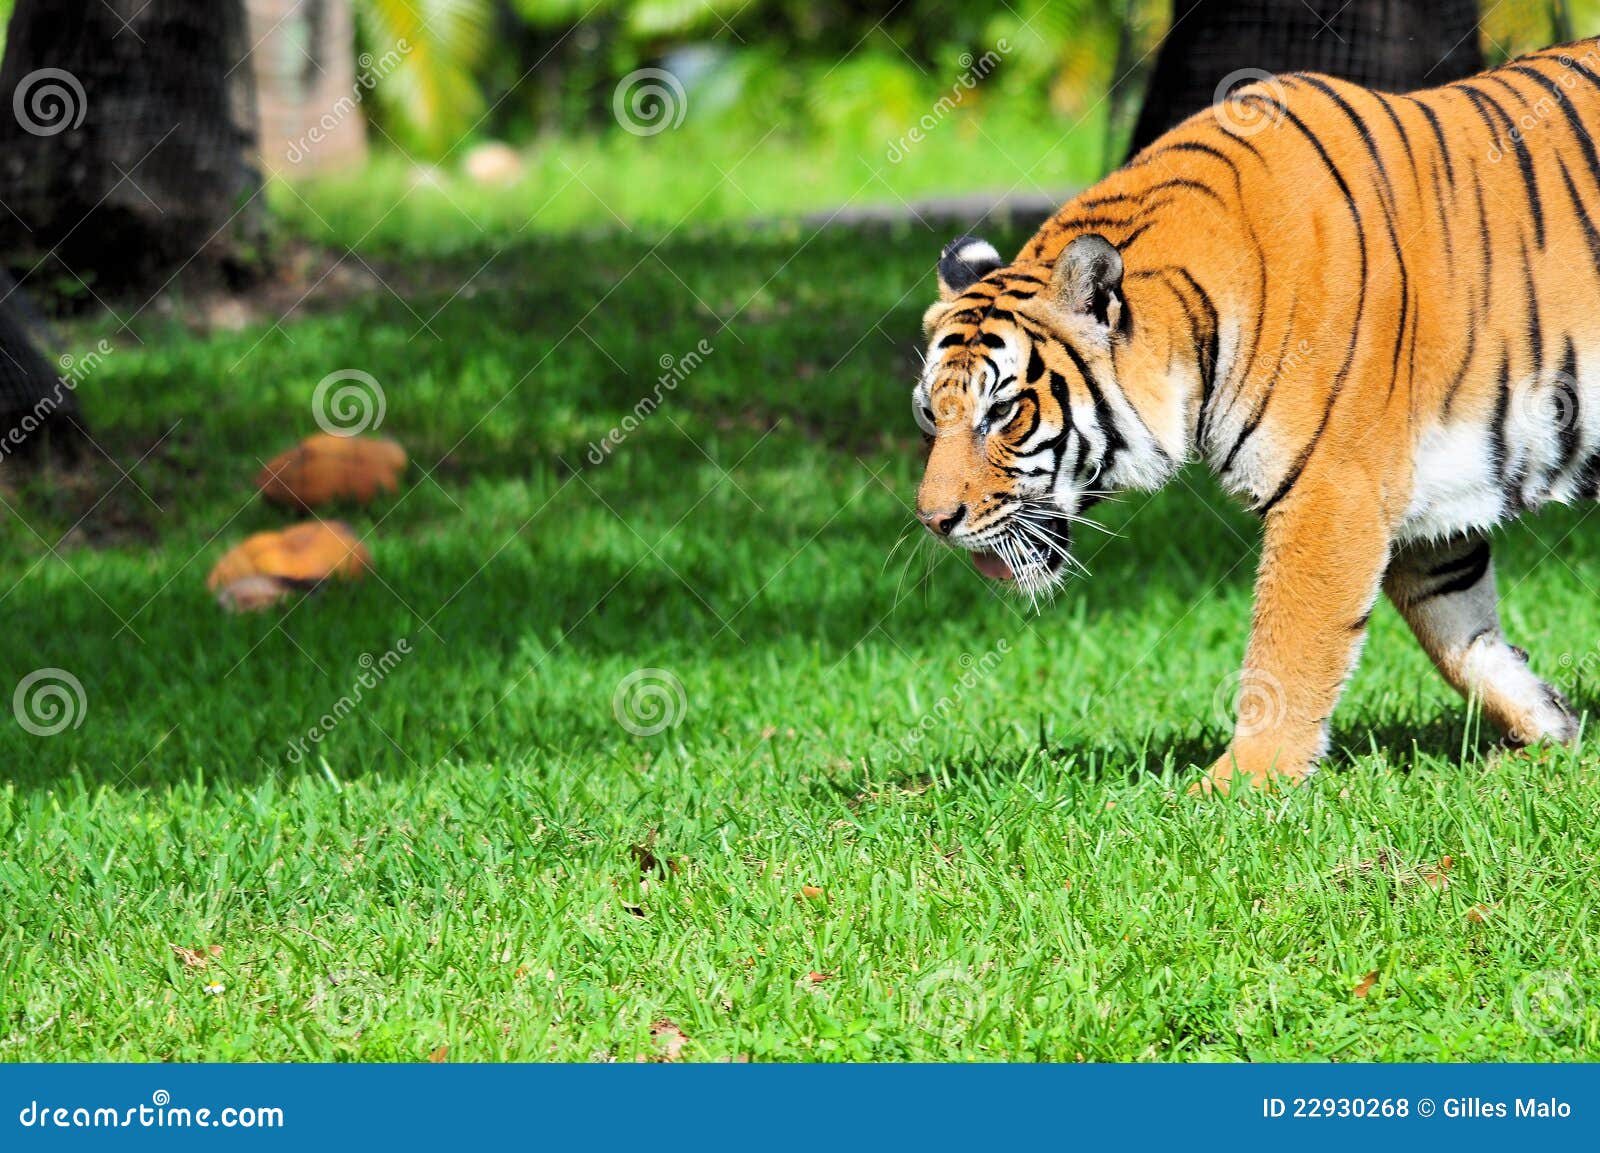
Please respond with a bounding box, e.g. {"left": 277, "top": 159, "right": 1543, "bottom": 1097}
{"left": 911, "top": 40, "right": 1600, "bottom": 793}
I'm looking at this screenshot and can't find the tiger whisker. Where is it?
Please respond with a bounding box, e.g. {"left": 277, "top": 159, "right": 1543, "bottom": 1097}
{"left": 882, "top": 524, "right": 918, "bottom": 575}
{"left": 1013, "top": 499, "right": 1120, "bottom": 539}
{"left": 1010, "top": 518, "right": 1088, "bottom": 578}
{"left": 1011, "top": 508, "right": 1118, "bottom": 540}
{"left": 894, "top": 529, "right": 934, "bottom": 606}
{"left": 997, "top": 529, "right": 1070, "bottom": 608}
{"left": 992, "top": 535, "right": 1043, "bottom": 613}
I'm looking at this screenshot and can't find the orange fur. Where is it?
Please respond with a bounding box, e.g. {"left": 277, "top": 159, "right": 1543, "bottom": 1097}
{"left": 914, "top": 43, "right": 1600, "bottom": 791}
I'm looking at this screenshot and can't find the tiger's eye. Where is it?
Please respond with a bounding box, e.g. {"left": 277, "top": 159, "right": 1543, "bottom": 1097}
{"left": 985, "top": 400, "right": 1017, "bottom": 429}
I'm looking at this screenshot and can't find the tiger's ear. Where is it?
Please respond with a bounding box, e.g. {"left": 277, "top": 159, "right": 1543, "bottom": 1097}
{"left": 937, "top": 235, "right": 1003, "bottom": 300}
{"left": 1051, "top": 234, "right": 1123, "bottom": 332}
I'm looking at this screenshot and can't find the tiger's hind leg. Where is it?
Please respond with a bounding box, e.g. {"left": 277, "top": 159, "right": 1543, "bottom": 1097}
{"left": 1383, "top": 534, "right": 1578, "bottom": 748}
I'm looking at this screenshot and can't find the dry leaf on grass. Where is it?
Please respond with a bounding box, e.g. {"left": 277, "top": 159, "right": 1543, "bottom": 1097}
{"left": 1420, "top": 855, "right": 1454, "bottom": 891}
{"left": 1333, "top": 848, "right": 1458, "bottom": 892}
{"left": 630, "top": 832, "right": 681, "bottom": 878}
{"left": 256, "top": 434, "right": 407, "bottom": 508}
{"left": 649, "top": 1019, "right": 688, "bottom": 1062}
{"left": 169, "top": 943, "right": 223, "bottom": 969}
{"left": 1353, "top": 970, "right": 1379, "bottom": 999}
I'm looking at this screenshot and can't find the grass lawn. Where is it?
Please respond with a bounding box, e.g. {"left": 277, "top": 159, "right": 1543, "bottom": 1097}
{"left": 271, "top": 112, "right": 1107, "bottom": 255}
{"left": 3, "top": 180, "right": 1599, "bottom": 1061}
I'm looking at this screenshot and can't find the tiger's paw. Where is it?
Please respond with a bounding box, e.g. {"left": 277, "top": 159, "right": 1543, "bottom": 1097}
{"left": 1498, "top": 682, "right": 1580, "bottom": 749}
{"left": 1463, "top": 636, "right": 1580, "bottom": 748}
{"left": 1189, "top": 748, "right": 1311, "bottom": 797}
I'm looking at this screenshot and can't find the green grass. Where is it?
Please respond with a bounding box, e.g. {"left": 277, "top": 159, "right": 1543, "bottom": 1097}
{"left": 271, "top": 112, "right": 1107, "bottom": 257}
{"left": 4, "top": 190, "right": 1600, "bottom": 1061}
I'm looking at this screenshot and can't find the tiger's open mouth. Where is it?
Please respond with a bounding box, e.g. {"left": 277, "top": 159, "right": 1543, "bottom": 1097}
{"left": 968, "top": 516, "right": 1073, "bottom": 587}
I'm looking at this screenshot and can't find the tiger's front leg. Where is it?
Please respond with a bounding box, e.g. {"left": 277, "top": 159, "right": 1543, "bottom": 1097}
{"left": 1199, "top": 478, "right": 1391, "bottom": 794}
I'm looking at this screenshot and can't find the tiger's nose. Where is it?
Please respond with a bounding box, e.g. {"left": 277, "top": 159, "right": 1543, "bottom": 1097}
{"left": 918, "top": 504, "right": 965, "bottom": 536}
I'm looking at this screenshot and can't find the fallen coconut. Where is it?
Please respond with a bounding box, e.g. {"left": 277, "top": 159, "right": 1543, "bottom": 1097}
{"left": 207, "top": 520, "right": 370, "bottom": 594}
{"left": 255, "top": 433, "right": 407, "bottom": 508}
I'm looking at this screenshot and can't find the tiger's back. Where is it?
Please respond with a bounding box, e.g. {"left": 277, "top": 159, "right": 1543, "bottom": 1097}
{"left": 1033, "top": 42, "right": 1600, "bottom": 536}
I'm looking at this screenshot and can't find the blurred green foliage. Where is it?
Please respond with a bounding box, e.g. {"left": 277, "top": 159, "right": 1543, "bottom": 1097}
{"left": 2, "top": 1, "right": 1600, "bottom": 162}
{"left": 356, "top": 0, "right": 497, "bottom": 155}
{"left": 349, "top": 0, "right": 1168, "bottom": 159}
{"left": 349, "top": 0, "right": 1600, "bottom": 162}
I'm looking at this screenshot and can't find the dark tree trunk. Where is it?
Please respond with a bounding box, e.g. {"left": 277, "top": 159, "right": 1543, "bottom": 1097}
{"left": 1127, "top": 0, "right": 1486, "bottom": 159}
{"left": 0, "top": 273, "right": 82, "bottom": 463}
{"left": 0, "top": 0, "right": 263, "bottom": 295}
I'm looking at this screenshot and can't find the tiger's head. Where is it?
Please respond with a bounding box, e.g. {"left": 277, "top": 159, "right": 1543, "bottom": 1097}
{"left": 913, "top": 232, "right": 1140, "bottom": 603}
